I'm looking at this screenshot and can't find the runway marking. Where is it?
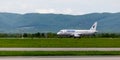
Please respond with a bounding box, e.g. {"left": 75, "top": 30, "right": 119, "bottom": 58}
{"left": 0, "top": 48, "right": 120, "bottom": 51}
{"left": 0, "top": 56, "right": 120, "bottom": 60}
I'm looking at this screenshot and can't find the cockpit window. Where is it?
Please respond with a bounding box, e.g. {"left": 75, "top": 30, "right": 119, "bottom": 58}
{"left": 60, "top": 31, "right": 63, "bottom": 33}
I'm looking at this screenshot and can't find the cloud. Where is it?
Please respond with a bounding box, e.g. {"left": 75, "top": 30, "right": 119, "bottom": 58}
{"left": 0, "top": 0, "right": 119, "bottom": 15}
{"left": 36, "top": 8, "right": 73, "bottom": 14}
{"left": 36, "top": 9, "right": 55, "bottom": 13}
{"left": 62, "top": 9, "right": 73, "bottom": 14}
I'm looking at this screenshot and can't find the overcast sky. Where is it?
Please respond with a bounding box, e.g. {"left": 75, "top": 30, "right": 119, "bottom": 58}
{"left": 0, "top": 0, "right": 120, "bottom": 15}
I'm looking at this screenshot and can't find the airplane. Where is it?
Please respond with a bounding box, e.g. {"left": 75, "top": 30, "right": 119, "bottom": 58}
{"left": 57, "top": 22, "right": 98, "bottom": 38}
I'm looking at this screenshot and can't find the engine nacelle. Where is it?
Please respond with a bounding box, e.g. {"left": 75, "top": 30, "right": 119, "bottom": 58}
{"left": 74, "top": 34, "right": 80, "bottom": 38}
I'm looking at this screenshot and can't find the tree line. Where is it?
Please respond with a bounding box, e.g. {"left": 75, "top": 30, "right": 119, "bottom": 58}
{"left": 0, "top": 32, "right": 120, "bottom": 38}
{"left": 0, "top": 32, "right": 58, "bottom": 38}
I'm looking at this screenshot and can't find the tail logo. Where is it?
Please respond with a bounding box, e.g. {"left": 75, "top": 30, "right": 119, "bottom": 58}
{"left": 93, "top": 25, "right": 95, "bottom": 28}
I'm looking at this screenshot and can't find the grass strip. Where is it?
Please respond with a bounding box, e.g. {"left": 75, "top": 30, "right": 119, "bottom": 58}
{"left": 0, "top": 51, "right": 119, "bottom": 56}
{"left": 0, "top": 38, "right": 119, "bottom": 47}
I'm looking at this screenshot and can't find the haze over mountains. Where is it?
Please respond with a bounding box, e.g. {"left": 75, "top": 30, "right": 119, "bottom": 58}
{"left": 0, "top": 12, "right": 120, "bottom": 33}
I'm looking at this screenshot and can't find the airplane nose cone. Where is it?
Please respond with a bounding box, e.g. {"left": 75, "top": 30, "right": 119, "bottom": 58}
{"left": 57, "top": 32, "right": 60, "bottom": 35}
{"left": 57, "top": 32, "right": 61, "bottom": 35}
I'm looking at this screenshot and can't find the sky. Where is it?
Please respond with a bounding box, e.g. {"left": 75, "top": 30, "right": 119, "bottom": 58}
{"left": 0, "top": 0, "right": 120, "bottom": 15}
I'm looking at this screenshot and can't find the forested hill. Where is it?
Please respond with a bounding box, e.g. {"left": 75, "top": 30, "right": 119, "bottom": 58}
{"left": 0, "top": 12, "right": 120, "bottom": 33}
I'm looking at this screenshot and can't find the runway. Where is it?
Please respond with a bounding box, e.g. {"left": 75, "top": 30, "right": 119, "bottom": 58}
{"left": 0, "top": 48, "right": 120, "bottom": 51}
{"left": 0, "top": 56, "right": 120, "bottom": 60}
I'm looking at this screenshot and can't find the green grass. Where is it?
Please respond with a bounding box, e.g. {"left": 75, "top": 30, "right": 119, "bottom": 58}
{"left": 0, "top": 38, "right": 119, "bottom": 47}
{"left": 0, "top": 51, "right": 120, "bottom": 56}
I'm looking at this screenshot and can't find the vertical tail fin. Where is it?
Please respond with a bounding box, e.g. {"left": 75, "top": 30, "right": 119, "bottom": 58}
{"left": 90, "top": 22, "right": 97, "bottom": 30}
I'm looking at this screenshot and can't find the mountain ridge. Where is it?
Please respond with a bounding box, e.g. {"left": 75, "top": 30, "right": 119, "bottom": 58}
{"left": 0, "top": 12, "right": 119, "bottom": 33}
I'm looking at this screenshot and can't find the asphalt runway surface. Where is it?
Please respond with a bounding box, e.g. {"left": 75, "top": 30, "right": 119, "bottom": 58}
{"left": 0, "top": 48, "right": 120, "bottom": 51}
{"left": 0, "top": 56, "right": 120, "bottom": 60}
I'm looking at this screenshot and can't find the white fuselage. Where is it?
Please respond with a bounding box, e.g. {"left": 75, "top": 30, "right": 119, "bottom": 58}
{"left": 57, "top": 22, "right": 98, "bottom": 37}
{"left": 57, "top": 29, "right": 97, "bottom": 36}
